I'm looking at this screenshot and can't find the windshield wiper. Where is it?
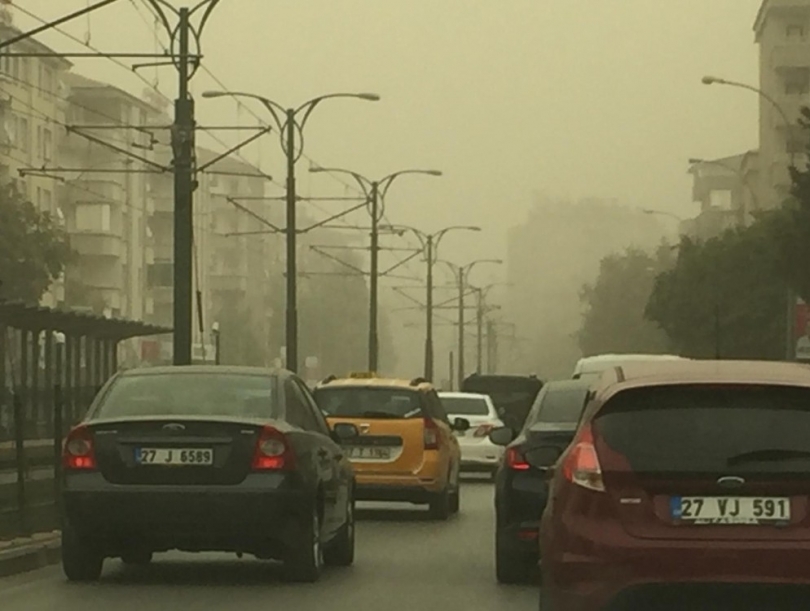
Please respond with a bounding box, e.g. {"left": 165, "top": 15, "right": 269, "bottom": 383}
{"left": 727, "top": 449, "right": 810, "bottom": 467}
{"left": 359, "top": 411, "right": 403, "bottom": 419}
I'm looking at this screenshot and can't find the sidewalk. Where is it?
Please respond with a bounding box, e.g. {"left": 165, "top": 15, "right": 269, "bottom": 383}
{"left": 0, "top": 531, "right": 61, "bottom": 578}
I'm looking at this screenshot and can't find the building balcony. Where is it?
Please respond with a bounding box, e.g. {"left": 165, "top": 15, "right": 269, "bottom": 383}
{"left": 70, "top": 232, "right": 124, "bottom": 258}
{"left": 771, "top": 44, "right": 810, "bottom": 72}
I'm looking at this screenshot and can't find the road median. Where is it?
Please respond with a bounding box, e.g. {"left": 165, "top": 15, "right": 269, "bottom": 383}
{"left": 0, "top": 530, "right": 61, "bottom": 578}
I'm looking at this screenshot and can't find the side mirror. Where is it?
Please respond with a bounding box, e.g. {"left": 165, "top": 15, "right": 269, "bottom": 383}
{"left": 331, "top": 423, "right": 359, "bottom": 443}
{"left": 452, "top": 417, "right": 471, "bottom": 432}
{"left": 488, "top": 426, "right": 516, "bottom": 446}
{"left": 523, "top": 446, "right": 563, "bottom": 469}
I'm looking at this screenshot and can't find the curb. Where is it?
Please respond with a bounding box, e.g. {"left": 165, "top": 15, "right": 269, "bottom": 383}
{"left": 0, "top": 531, "right": 61, "bottom": 578}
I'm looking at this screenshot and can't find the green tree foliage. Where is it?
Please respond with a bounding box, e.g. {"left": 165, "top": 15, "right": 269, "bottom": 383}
{"left": 578, "top": 245, "right": 671, "bottom": 356}
{"left": 780, "top": 106, "right": 810, "bottom": 302}
{"left": 0, "top": 183, "right": 72, "bottom": 304}
{"left": 646, "top": 226, "right": 787, "bottom": 360}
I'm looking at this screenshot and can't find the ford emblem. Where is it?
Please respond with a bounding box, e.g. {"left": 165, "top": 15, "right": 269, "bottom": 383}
{"left": 716, "top": 475, "right": 745, "bottom": 489}
{"left": 162, "top": 423, "right": 186, "bottom": 432}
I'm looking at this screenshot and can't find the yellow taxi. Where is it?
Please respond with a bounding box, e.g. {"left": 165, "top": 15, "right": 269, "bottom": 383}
{"left": 313, "top": 373, "right": 470, "bottom": 519}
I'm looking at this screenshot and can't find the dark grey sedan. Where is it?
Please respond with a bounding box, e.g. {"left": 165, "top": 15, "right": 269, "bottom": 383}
{"left": 60, "top": 365, "right": 358, "bottom": 583}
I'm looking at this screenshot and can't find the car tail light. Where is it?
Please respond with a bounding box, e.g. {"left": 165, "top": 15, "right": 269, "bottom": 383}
{"left": 252, "top": 426, "right": 295, "bottom": 470}
{"left": 561, "top": 424, "right": 605, "bottom": 492}
{"left": 63, "top": 425, "right": 97, "bottom": 470}
{"left": 474, "top": 423, "right": 496, "bottom": 437}
{"left": 505, "top": 446, "right": 530, "bottom": 471}
{"left": 423, "top": 417, "right": 440, "bottom": 450}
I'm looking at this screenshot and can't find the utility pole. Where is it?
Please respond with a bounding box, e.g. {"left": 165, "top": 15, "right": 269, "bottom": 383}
{"left": 285, "top": 109, "right": 298, "bottom": 373}
{"left": 368, "top": 182, "right": 380, "bottom": 372}
{"left": 172, "top": 8, "right": 195, "bottom": 366}
{"left": 457, "top": 269, "right": 466, "bottom": 388}
{"left": 476, "top": 290, "right": 484, "bottom": 373}
{"left": 425, "top": 235, "right": 434, "bottom": 381}
{"left": 486, "top": 319, "right": 495, "bottom": 373}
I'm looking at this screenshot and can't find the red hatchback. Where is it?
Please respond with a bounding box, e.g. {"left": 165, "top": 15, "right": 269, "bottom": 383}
{"left": 539, "top": 360, "right": 810, "bottom": 611}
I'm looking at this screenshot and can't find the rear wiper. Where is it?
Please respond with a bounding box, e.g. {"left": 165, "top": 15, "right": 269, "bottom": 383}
{"left": 359, "top": 411, "right": 402, "bottom": 419}
{"left": 727, "top": 449, "right": 810, "bottom": 467}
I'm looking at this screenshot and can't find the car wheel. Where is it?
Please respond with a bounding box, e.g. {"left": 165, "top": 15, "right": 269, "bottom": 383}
{"left": 449, "top": 482, "right": 461, "bottom": 515}
{"left": 429, "top": 487, "right": 451, "bottom": 520}
{"left": 495, "top": 527, "right": 532, "bottom": 584}
{"left": 282, "top": 504, "right": 324, "bottom": 583}
{"left": 61, "top": 520, "right": 103, "bottom": 582}
{"left": 121, "top": 550, "right": 153, "bottom": 566}
{"left": 323, "top": 494, "right": 355, "bottom": 567}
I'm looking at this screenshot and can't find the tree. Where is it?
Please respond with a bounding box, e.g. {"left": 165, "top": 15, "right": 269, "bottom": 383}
{"left": 0, "top": 183, "right": 72, "bottom": 304}
{"left": 578, "top": 245, "right": 671, "bottom": 356}
{"left": 646, "top": 225, "right": 786, "bottom": 360}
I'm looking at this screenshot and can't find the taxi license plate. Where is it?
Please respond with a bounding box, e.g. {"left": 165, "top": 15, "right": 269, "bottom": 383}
{"left": 346, "top": 446, "right": 392, "bottom": 460}
{"left": 671, "top": 496, "right": 790, "bottom": 525}
{"left": 135, "top": 448, "right": 214, "bottom": 466}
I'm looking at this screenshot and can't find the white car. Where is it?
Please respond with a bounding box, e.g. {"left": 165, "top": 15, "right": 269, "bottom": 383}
{"left": 438, "top": 391, "right": 505, "bottom": 477}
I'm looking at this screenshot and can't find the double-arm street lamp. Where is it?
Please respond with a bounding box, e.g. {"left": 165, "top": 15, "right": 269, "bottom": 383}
{"left": 385, "top": 224, "right": 481, "bottom": 381}
{"left": 309, "top": 167, "right": 442, "bottom": 372}
{"left": 202, "top": 90, "right": 380, "bottom": 373}
{"left": 442, "top": 259, "right": 503, "bottom": 388}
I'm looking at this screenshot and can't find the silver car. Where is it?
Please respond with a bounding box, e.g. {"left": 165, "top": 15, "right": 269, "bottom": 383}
{"left": 438, "top": 392, "right": 505, "bottom": 477}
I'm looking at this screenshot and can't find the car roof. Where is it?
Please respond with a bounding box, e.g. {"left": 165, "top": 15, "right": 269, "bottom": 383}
{"left": 118, "top": 365, "right": 286, "bottom": 378}
{"left": 438, "top": 391, "right": 490, "bottom": 399}
{"left": 591, "top": 360, "right": 810, "bottom": 399}
{"left": 541, "top": 379, "right": 594, "bottom": 392}
{"left": 316, "top": 377, "right": 431, "bottom": 391}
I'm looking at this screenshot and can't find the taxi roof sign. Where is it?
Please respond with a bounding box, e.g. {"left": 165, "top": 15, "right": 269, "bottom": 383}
{"left": 348, "top": 371, "right": 376, "bottom": 379}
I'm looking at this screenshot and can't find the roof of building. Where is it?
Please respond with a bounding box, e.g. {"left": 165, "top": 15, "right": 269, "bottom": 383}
{"left": 64, "top": 72, "right": 160, "bottom": 113}
{"left": 754, "top": 0, "right": 810, "bottom": 39}
{"left": 687, "top": 151, "right": 757, "bottom": 176}
{"left": 0, "top": 22, "right": 72, "bottom": 69}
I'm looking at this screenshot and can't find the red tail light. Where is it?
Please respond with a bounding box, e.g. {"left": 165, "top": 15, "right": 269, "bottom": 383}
{"left": 505, "top": 447, "right": 530, "bottom": 471}
{"left": 63, "top": 425, "right": 97, "bottom": 470}
{"left": 252, "top": 426, "right": 295, "bottom": 470}
{"left": 474, "top": 423, "right": 496, "bottom": 438}
{"left": 423, "top": 417, "right": 440, "bottom": 450}
{"left": 561, "top": 424, "right": 605, "bottom": 492}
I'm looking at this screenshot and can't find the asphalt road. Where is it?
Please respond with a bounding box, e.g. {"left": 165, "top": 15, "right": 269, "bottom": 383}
{"left": 0, "top": 478, "right": 539, "bottom": 611}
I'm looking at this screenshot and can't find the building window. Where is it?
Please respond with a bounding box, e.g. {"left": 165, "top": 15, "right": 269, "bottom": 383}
{"left": 75, "top": 203, "right": 111, "bottom": 232}
{"left": 709, "top": 189, "right": 733, "bottom": 211}
{"left": 16, "top": 116, "right": 29, "bottom": 152}
{"left": 787, "top": 24, "right": 806, "bottom": 40}
{"left": 42, "top": 189, "right": 52, "bottom": 214}
{"left": 784, "top": 67, "right": 810, "bottom": 95}
{"left": 43, "top": 128, "right": 52, "bottom": 160}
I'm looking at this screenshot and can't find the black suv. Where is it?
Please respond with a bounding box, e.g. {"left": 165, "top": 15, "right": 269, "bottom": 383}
{"left": 488, "top": 378, "right": 592, "bottom": 584}
{"left": 461, "top": 373, "right": 543, "bottom": 432}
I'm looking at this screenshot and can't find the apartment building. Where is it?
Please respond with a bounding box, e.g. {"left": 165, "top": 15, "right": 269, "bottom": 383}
{"left": 755, "top": 0, "right": 810, "bottom": 207}
{"left": 0, "top": 8, "right": 72, "bottom": 307}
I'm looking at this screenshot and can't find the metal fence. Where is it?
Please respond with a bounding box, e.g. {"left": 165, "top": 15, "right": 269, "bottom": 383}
{"left": 0, "top": 301, "right": 170, "bottom": 539}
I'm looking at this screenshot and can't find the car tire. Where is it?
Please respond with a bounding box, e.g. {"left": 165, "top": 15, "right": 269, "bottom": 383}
{"left": 495, "top": 527, "right": 532, "bottom": 585}
{"left": 121, "top": 551, "right": 153, "bottom": 566}
{"left": 323, "top": 494, "right": 355, "bottom": 567}
{"left": 282, "top": 504, "right": 324, "bottom": 583}
{"left": 449, "top": 483, "right": 460, "bottom": 515}
{"left": 428, "top": 487, "right": 451, "bottom": 520}
{"left": 62, "top": 520, "right": 103, "bottom": 582}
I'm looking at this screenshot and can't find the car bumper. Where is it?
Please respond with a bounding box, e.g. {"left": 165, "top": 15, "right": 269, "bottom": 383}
{"left": 543, "top": 538, "right": 810, "bottom": 611}
{"left": 62, "top": 471, "right": 309, "bottom": 556}
{"left": 457, "top": 438, "right": 503, "bottom": 470}
{"left": 354, "top": 473, "right": 444, "bottom": 502}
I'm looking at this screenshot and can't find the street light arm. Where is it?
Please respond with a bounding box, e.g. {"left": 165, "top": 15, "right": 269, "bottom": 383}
{"left": 202, "top": 90, "right": 286, "bottom": 130}
{"left": 433, "top": 225, "right": 481, "bottom": 252}
{"left": 704, "top": 76, "right": 792, "bottom": 133}
{"left": 378, "top": 169, "right": 442, "bottom": 201}
{"left": 309, "top": 166, "right": 372, "bottom": 198}
{"left": 191, "top": 0, "right": 224, "bottom": 34}
{"left": 296, "top": 93, "right": 380, "bottom": 129}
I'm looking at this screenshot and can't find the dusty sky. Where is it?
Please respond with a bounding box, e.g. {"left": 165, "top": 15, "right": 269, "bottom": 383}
{"left": 17, "top": 0, "right": 762, "bottom": 270}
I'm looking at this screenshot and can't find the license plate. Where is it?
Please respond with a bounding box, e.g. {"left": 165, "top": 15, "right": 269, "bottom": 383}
{"left": 346, "top": 446, "right": 392, "bottom": 460}
{"left": 135, "top": 448, "right": 214, "bottom": 466}
{"left": 671, "top": 496, "right": 791, "bottom": 525}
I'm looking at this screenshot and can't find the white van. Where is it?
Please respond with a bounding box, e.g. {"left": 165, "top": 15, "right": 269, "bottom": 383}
{"left": 572, "top": 353, "right": 687, "bottom": 379}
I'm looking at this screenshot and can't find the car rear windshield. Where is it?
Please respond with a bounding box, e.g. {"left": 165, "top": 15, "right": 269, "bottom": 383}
{"left": 440, "top": 396, "right": 490, "bottom": 416}
{"left": 94, "top": 373, "right": 279, "bottom": 420}
{"left": 594, "top": 385, "right": 810, "bottom": 475}
{"left": 536, "top": 386, "right": 590, "bottom": 424}
{"left": 314, "top": 387, "right": 423, "bottom": 419}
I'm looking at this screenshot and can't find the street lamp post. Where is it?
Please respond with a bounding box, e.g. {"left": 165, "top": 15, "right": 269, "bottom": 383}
{"left": 470, "top": 284, "right": 504, "bottom": 373}
{"left": 211, "top": 321, "right": 221, "bottom": 365}
{"left": 309, "top": 168, "right": 442, "bottom": 372}
{"left": 442, "top": 259, "right": 502, "bottom": 388}
{"left": 388, "top": 225, "right": 481, "bottom": 381}
{"left": 702, "top": 75, "right": 796, "bottom": 361}
{"left": 203, "top": 90, "right": 380, "bottom": 372}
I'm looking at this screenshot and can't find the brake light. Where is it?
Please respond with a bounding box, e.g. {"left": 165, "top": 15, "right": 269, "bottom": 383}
{"left": 561, "top": 424, "right": 605, "bottom": 492}
{"left": 252, "top": 426, "right": 295, "bottom": 470}
{"left": 474, "top": 423, "right": 496, "bottom": 438}
{"left": 62, "top": 426, "right": 97, "bottom": 470}
{"left": 505, "top": 447, "right": 530, "bottom": 471}
{"left": 423, "top": 417, "right": 440, "bottom": 450}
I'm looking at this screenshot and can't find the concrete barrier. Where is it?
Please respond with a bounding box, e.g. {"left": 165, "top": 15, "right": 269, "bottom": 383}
{"left": 0, "top": 530, "right": 61, "bottom": 578}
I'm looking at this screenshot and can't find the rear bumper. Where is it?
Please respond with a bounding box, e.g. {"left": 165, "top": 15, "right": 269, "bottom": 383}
{"left": 499, "top": 520, "right": 541, "bottom": 555}
{"left": 354, "top": 473, "right": 444, "bottom": 503}
{"left": 62, "top": 471, "right": 309, "bottom": 556}
{"left": 458, "top": 439, "right": 503, "bottom": 470}
{"left": 543, "top": 535, "right": 810, "bottom": 611}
